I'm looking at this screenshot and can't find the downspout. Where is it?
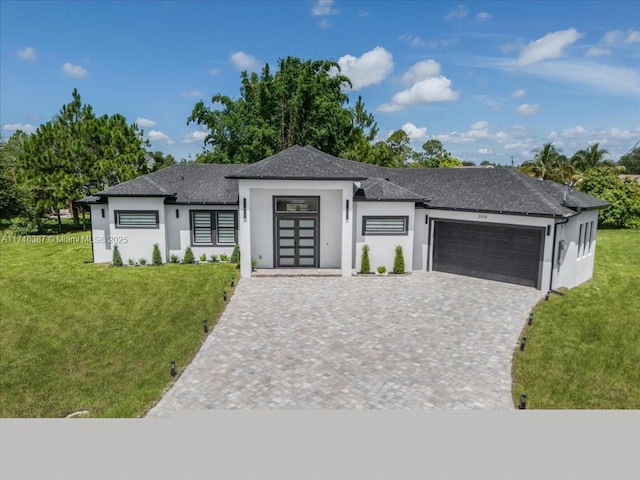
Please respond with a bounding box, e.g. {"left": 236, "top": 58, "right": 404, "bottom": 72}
{"left": 547, "top": 216, "right": 570, "bottom": 299}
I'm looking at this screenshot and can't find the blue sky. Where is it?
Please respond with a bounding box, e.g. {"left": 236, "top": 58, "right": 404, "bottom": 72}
{"left": 2, "top": 0, "right": 639, "bottom": 165}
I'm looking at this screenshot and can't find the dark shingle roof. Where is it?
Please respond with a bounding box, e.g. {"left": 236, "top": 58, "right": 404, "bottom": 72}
{"left": 385, "top": 168, "right": 592, "bottom": 217}
{"left": 96, "top": 164, "right": 244, "bottom": 204}
{"left": 86, "top": 145, "right": 608, "bottom": 216}
{"left": 355, "top": 177, "right": 427, "bottom": 202}
{"left": 228, "top": 145, "right": 367, "bottom": 180}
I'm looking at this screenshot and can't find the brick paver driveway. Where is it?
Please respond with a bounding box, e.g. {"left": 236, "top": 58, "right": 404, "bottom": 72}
{"left": 147, "top": 272, "right": 543, "bottom": 415}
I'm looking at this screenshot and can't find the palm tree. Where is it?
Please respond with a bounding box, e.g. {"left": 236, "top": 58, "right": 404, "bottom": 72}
{"left": 519, "top": 143, "right": 562, "bottom": 180}
{"left": 572, "top": 143, "right": 609, "bottom": 171}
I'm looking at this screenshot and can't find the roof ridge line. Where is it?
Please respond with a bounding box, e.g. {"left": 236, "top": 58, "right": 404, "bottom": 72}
{"left": 508, "top": 169, "right": 567, "bottom": 215}
{"left": 142, "top": 174, "right": 171, "bottom": 195}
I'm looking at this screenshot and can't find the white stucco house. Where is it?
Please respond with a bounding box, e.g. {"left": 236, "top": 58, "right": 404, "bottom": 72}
{"left": 79, "top": 145, "right": 608, "bottom": 291}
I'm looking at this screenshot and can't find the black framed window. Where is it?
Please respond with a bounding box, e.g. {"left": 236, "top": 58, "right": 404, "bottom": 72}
{"left": 362, "top": 216, "right": 408, "bottom": 235}
{"left": 275, "top": 197, "right": 318, "bottom": 213}
{"left": 115, "top": 210, "right": 159, "bottom": 228}
{"left": 191, "top": 210, "right": 237, "bottom": 246}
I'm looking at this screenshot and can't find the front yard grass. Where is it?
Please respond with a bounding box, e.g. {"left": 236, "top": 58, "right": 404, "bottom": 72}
{"left": 0, "top": 231, "right": 238, "bottom": 417}
{"left": 512, "top": 229, "right": 640, "bottom": 408}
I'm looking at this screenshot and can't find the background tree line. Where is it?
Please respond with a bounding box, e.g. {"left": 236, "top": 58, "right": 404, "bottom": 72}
{"left": 2, "top": 56, "right": 639, "bottom": 232}
{"left": 518, "top": 142, "right": 640, "bottom": 229}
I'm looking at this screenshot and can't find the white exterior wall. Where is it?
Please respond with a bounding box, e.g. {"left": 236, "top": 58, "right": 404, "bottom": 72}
{"left": 424, "top": 209, "right": 557, "bottom": 291}
{"left": 89, "top": 204, "right": 111, "bottom": 263}
{"left": 165, "top": 204, "right": 238, "bottom": 262}
{"left": 238, "top": 179, "right": 353, "bottom": 278}
{"left": 355, "top": 201, "right": 415, "bottom": 273}
{"left": 107, "top": 197, "right": 167, "bottom": 264}
{"left": 554, "top": 210, "right": 599, "bottom": 289}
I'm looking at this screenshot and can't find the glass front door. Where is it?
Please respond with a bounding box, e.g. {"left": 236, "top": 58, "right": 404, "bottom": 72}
{"left": 276, "top": 217, "right": 317, "bottom": 267}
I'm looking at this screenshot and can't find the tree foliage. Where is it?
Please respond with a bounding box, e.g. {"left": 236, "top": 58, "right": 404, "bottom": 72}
{"left": 578, "top": 168, "right": 640, "bottom": 229}
{"left": 0, "top": 132, "right": 30, "bottom": 219}
{"left": 188, "top": 58, "right": 366, "bottom": 164}
{"left": 618, "top": 147, "right": 640, "bottom": 174}
{"left": 15, "top": 90, "right": 150, "bottom": 231}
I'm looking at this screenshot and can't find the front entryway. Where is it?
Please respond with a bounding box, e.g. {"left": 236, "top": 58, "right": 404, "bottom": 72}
{"left": 275, "top": 217, "right": 318, "bottom": 267}
{"left": 274, "top": 196, "right": 320, "bottom": 268}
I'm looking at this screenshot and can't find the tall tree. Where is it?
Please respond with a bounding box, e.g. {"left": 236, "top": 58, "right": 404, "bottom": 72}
{"left": 519, "top": 143, "right": 574, "bottom": 183}
{"left": 572, "top": 143, "right": 609, "bottom": 171}
{"left": 188, "top": 57, "right": 378, "bottom": 164}
{"left": 18, "top": 89, "right": 149, "bottom": 231}
{"left": 618, "top": 147, "right": 640, "bottom": 174}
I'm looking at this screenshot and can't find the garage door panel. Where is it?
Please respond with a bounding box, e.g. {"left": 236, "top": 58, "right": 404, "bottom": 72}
{"left": 433, "top": 221, "right": 543, "bottom": 288}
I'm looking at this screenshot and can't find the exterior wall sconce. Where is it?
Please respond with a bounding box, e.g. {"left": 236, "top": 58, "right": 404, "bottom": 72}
{"left": 101, "top": 208, "right": 105, "bottom": 218}
{"left": 176, "top": 209, "right": 179, "bottom": 219}
{"left": 243, "top": 198, "right": 247, "bottom": 220}
{"left": 346, "top": 199, "right": 349, "bottom": 221}
{"left": 170, "top": 360, "right": 176, "bottom": 376}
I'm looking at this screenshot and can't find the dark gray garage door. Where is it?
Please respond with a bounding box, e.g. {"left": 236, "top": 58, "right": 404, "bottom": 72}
{"left": 432, "top": 221, "right": 544, "bottom": 288}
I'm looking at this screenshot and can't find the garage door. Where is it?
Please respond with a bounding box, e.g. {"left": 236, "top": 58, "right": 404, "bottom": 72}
{"left": 432, "top": 221, "right": 544, "bottom": 288}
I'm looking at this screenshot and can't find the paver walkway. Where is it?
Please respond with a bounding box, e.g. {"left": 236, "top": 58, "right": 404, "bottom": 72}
{"left": 146, "top": 272, "right": 543, "bottom": 415}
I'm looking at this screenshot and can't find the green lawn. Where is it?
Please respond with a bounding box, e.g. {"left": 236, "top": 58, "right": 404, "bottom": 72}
{"left": 512, "top": 229, "right": 640, "bottom": 409}
{"left": 0, "top": 231, "right": 238, "bottom": 417}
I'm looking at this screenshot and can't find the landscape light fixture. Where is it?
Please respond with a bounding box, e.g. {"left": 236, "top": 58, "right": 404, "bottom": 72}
{"left": 520, "top": 337, "right": 527, "bottom": 351}
{"left": 203, "top": 319, "right": 208, "bottom": 333}
{"left": 528, "top": 313, "right": 533, "bottom": 326}
{"left": 223, "top": 291, "right": 227, "bottom": 301}
{"left": 170, "top": 360, "right": 176, "bottom": 377}
{"left": 231, "top": 278, "right": 234, "bottom": 287}
{"left": 519, "top": 394, "right": 527, "bottom": 409}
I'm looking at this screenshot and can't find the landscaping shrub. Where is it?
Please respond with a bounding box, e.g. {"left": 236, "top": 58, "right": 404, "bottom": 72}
{"left": 393, "top": 245, "right": 405, "bottom": 274}
{"left": 360, "top": 244, "right": 371, "bottom": 274}
{"left": 183, "top": 247, "right": 195, "bottom": 264}
{"left": 209, "top": 254, "right": 218, "bottom": 262}
{"left": 219, "top": 253, "right": 229, "bottom": 262}
{"left": 230, "top": 245, "right": 240, "bottom": 264}
{"left": 139, "top": 258, "right": 147, "bottom": 266}
{"left": 9, "top": 208, "right": 46, "bottom": 235}
{"left": 377, "top": 265, "right": 387, "bottom": 274}
{"left": 199, "top": 253, "right": 207, "bottom": 262}
{"left": 112, "top": 245, "right": 123, "bottom": 267}
{"left": 169, "top": 254, "right": 179, "bottom": 263}
{"left": 152, "top": 243, "right": 163, "bottom": 266}
{"left": 128, "top": 258, "right": 134, "bottom": 266}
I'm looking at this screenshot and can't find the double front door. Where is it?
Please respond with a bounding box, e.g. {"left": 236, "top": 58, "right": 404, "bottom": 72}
{"left": 275, "top": 217, "right": 318, "bottom": 267}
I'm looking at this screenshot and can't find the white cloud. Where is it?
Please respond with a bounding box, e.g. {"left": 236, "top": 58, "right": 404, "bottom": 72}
{"left": 517, "top": 28, "right": 583, "bottom": 67}
{"left": 312, "top": 0, "right": 339, "bottom": 16}
{"left": 475, "top": 12, "right": 492, "bottom": 21}
{"left": 319, "top": 19, "right": 331, "bottom": 29}
{"left": 183, "top": 89, "right": 204, "bottom": 97}
{"left": 625, "top": 30, "right": 640, "bottom": 44}
{"left": 208, "top": 68, "right": 220, "bottom": 76}
{"left": 182, "top": 130, "right": 208, "bottom": 144}
{"left": 402, "top": 60, "right": 440, "bottom": 84}
{"left": 445, "top": 5, "right": 468, "bottom": 21}
{"left": 62, "top": 62, "right": 87, "bottom": 78}
{"left": 471, "top": 121, "right": 489, "bottom": 130}
{"left": 523, "top": 59, "right": 640, "bottom": 97}
{"left": 17, "top": 46, "right": 37, "bottom": 60}
{"left": 2, "top": 123, "right": 37, "bottom": 133}
{"left": 478, "top": 147, "right": 492, "bottom": 154}
{"left": 401, "top": 122, "right": 428, "bottom": 141}
{"left": 586, "top": 47, "right": 610, "bottom": 57}
{"left": 135, "top": 117, "right": 156, "bottom": 127}
{"left": 511, "top": 88, "right": 526, "bottom": 98}
{"left": 230, "top": 51, "right": 260, "bottom": 71}
{"left": 399, "top": 34, "right": 426, "bottom": 48}
{"left": 379, "top": 60, "right": 458, "bottom": 111}
{"left": 603, "top": 30, "right": 623, "bottom": 45}
{"left": 334, "top": 46, "right": 394, "bottom": 90}
{"left": 516, "top": 104, "right": 539, "bottom": 116}
{"left": 147, "top": 130, "right": 174, "bottom": 144}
